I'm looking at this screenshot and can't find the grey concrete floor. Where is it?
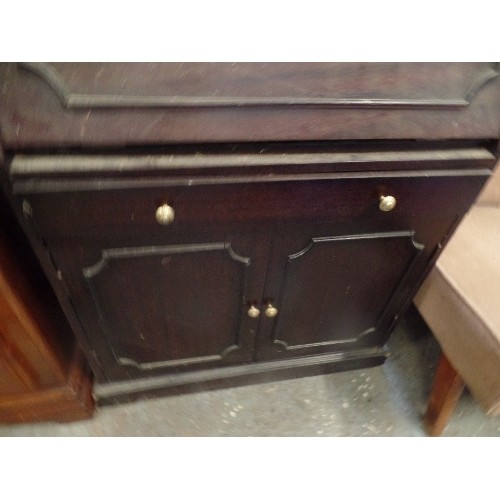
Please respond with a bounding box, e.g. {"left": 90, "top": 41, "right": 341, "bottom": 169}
{"left": 2, "top": 306, "right": 500, "bottom": 437}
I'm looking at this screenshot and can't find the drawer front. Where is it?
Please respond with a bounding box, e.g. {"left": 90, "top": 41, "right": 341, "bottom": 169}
{"left": 18, "top": 172, "right": 490, "bottom": 246}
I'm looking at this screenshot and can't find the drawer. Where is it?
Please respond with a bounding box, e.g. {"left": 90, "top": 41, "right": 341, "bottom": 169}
{"left": 10, "top": 149, "right": 494, "bottom": 244}
{"left": 16, "top": 170, "right": 491, "bottom": 246}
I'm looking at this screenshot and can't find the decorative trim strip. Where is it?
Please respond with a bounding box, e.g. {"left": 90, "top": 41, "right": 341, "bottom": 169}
{"left": 83, "top": 242, "right": 248, "bottom": 278}
{"left": 11, "top": 148, "right": 495, "bottom": 175}
{"left": 287, "top": 230, "right": 424, "bottom": 261}
{"left": 12, "top": 168, "right": 493, "bottom": 195}
{"left": 273, "top": 328, "right": 376, "bottom": 350}
{"left": 117, "top": 345, "right": 240, "bottom": 370}
{"left": 94, "top": 347, "right": 389, "bottom": 398}
{"left": 19, "top": 62, "right": 499, "bottom": 110}
{"left": 118, "top": 355, "right": 221, "bottom": 370}
{"left": 118, "top": 345, "right": 240, "bottom": 370}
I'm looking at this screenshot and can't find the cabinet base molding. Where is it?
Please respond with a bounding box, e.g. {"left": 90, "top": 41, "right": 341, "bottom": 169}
{"left": 95, "top": 348, "right": 388, "bottom": 405}
{"left": 0, "top": 349, "right": 94, "bottom": 423}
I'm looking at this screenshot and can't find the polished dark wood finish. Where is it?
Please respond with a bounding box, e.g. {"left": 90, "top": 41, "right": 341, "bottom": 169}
{"left": 257, "top": 231, "right": 423, "bottom": 360}
{"left": 0, "top": 192, "right": 94, "bottom": 422}
{"left": 0, "top": 63, "right": 498, "bottom": 147}
{"left": 5, "top": 149, "right": 493, "bottom": 386}
{"left": 0, "top": 63, "right": 497, "bottom": 404}
{"left": 10, "top": 151, "right": 492, "bottom": 237}
{"left": 71, "top": 236, "right": 268, "bottom": 380}
{"left": 96, "top": 347, "right": 389, "bottom": 405}
{"left": 17, "top": 62, "right": 498, "bottom": 109}
{"left": 424, "top": 353, "right": 465, "bottom": 437}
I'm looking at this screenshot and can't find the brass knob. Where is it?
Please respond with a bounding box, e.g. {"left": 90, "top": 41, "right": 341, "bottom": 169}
{"left": 247, "top": 305, "right": 261, "bottom": 318}
{"left": 265, "top": 304, "right": 278, "bottom": 318}
{"left": 155, "top": 203, "right": 175, "bottom": 225}
{"left": 379, "top": 195, "right": 396, "bottom": 212}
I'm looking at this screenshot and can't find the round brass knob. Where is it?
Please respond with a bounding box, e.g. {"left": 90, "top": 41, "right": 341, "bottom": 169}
{"left": 265, "top": 304, "right": 278, "bottom": 318}
{"left": 379, "top": 195, "right": 396, "bottom": 212}
{"left": 247, "top": 305, "right": 261, "bottom": 318}
{"left": 155, "top": 203, "right": 175, "bottom": 225}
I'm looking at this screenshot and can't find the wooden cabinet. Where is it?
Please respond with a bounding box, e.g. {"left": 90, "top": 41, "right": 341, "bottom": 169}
{"left": 0, "top": 63, "right": 498, "bottom": 404}
{"left": 0, "top": 192, "right": 93, "bottom": 422}
{"left": 6, "top": 147, "right": 493, "bottom": 402}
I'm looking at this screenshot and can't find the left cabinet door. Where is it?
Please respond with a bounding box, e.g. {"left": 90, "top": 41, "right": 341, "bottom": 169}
{"left": 19, "top": 187, "right": 269, "bottom": 382}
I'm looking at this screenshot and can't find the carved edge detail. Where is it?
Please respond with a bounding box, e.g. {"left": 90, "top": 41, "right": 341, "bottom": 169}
{"left": 117, "top": 344, "right": 241, "bottom": 370}
{"left": 273, "top": 328, "right": 377, "bottom": 351}
{"left": 226, "top": 244, "right": 251, "bottom": 265}
{"left": 465, "top": 67, "right": 500, "bottom": 102}
{"left": 19, "top": 62, "right": 499, "bottom": 110}
{"left": 19, "top": 62, "right": 72, "bottom": 106}
{"left": 118, "top": 354, "right": 222, "bottom": 370}
{"left": 288, "top": 230, "right": 420, "bottom": 261}
{"left": 273, "top": 231, "right": 425, "bottom": 351}
{"left": 83, "top": 242, "right": 231, "bottom": 278}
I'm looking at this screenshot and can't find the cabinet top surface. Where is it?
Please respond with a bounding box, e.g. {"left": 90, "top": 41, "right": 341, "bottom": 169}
{"left": 0, "top": 62, "right": 499, "bottom": 148}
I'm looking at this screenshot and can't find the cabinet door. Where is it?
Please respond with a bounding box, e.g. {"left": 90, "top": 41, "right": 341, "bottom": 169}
{"left": 53, "top": 235, "right": 268, "bottom": 382}
{"left": 76, "top": 240, "right": 259, "bottom": 381}
{"left": 21, "top": 189, "right": 270, "bottom": 383}
{"left": 255, "top": 225, "right": 425, "bottom": 360}
{"left": 254, "top": 172, "right": 489, "bottom": 361}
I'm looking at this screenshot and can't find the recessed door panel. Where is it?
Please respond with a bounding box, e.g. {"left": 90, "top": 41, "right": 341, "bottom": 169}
{"left": 256, "top": 231, "right": 424, "bottom": 360}
{"left": 62, "top": 240, "right": 263, "bottom": 381}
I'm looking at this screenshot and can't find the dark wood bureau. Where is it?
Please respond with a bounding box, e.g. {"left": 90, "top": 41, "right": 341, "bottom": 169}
{"left": 0, "top": 63, "right": 498, "bottom": 404}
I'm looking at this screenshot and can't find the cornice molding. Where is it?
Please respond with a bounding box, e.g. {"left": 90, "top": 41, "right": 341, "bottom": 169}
{"left": 19, "top": 62, "right": 500, "bottom": 110}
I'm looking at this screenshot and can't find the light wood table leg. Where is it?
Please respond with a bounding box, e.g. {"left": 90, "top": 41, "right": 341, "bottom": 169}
{"left": 424, "top": 353, "right": 465, "bottom": 436}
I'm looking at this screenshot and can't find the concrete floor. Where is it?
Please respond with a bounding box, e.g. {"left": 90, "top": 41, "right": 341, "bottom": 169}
{"left": 2, "top": 306, "right": 500, "bottom": 437}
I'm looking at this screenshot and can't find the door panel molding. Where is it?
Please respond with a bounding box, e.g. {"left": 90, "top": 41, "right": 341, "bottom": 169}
{"left": 271, "top": 231, "right": 424, "bottom": 352}
{"left": 82, "top": 242, "right": 251, "bottom": 372}
{"left": 82, "top": 242, "right": 250, "bottom": 278}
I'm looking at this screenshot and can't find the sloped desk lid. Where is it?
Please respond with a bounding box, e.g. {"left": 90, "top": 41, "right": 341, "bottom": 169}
{"left": 0, "top": 62, "right": 499, "bottom": 146}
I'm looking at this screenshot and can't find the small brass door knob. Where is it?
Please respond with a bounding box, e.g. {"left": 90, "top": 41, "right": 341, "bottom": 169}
{"left": 265, "top": 304, "right": 278, "bottom": 318}
{"left": 379, "top": 195, "right": 396, "bottom": 212}
{"left": 247, "top": 305, "right": 261, "bottom": 318}
{"left": 155, "top": 203, "right": 175, "bottom": 225}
